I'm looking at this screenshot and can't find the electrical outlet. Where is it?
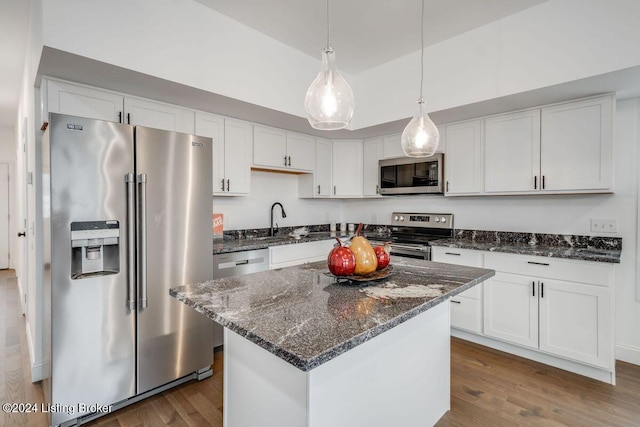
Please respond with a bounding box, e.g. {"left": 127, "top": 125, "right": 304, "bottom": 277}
{"left": 590, "top": 219, "right": 618, "bottom": 233}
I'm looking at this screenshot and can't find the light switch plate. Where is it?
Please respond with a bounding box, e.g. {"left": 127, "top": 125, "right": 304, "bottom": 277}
{"left": 590, "top": 219, "right": 618, "bottom": 233}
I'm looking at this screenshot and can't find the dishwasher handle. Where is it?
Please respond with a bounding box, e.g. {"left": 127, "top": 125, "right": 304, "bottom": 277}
{"left": 213, "top": 249, "right": 271, "bottom": 279}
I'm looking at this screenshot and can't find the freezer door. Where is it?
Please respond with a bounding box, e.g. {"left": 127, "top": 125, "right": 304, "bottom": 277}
{"left": 135, "top": 126, "right": 214, "bottom": 393}
{"left": 45, "top": 113, "right": 136, "bottom": 426}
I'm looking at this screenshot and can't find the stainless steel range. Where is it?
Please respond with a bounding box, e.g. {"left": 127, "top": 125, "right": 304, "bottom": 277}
{"left": 385, "top": 212, "right": 454, "bottom": 260}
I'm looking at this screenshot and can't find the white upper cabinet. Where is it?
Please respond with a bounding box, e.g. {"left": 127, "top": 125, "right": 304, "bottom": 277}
{"left": 222, "top": 119, "right": 253, "bottom": 195}
{"left": 196, "top": 113, "right": 251, "bottom": 196}
{"left": 195, "top": 112, "right": 225, "bottom": 194}
{"left": 382, "top": 134, "right": 404, "bottom": 159}
{"left": 484, "top": 109, "right": 541, "bottom": 193}
{"left": 332, "top": 140, "right": 363, "bottom": 197}
{"left": 45, "top": 78, "right": 196, "bottom": 134}
{"left": 445, "top": 95, "right": 613, "bottom": 196}
{"left": 46, "top": 79, "right": 124, "bottom": 123}
{"left": 444, "top": 119, "right": 482, "bottom": 195}
{"left": 286, "top": 132, "right": 316, "bottom": 171}
{"left": 540, "top": 96, "right": 613, "bottom": 191}
{"left": 299, "top": 138, "right": 332, "bottom": 198}
{"left": 253, "top": 125, "right": 288, "bottom": 169}
{"left": 253, "top": 125, "right": 315, "bottom": 172}
{"left": 124, "top": 97, "right": 195, "bottom": 134}
{"left": 363, "top": 137, "right": 383, "bottom": 197}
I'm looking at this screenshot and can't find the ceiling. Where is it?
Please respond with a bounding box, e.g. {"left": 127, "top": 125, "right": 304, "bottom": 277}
{"left": 194, "top": 0, "right": 547, "bottom": 74}
{"left": 0, "top": 0, "right": 549, "bottom": 129}
{"left": 0, "top": 0, "right": 30, "bottom": 128}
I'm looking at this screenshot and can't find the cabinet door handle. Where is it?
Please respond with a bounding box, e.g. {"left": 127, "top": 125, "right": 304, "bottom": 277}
{"left": 534, "top": 176, "right": 537, "bottom": 190}
{"left": 527, "top": 261, "right": 549, "bottom": 266}
{"left": 118, "top": 111, "right": 123, "bottom": 124}
{"left": 542, "top": 175, "right": 546, "bottom": 189}
{"left": 532, "top": 281, "right": 536, "bottom": 297}
{"left": 284, "top": 155, "right": 288, "bottom": 166}
{"left": 288, "top": 156, "right": 291, "bottom": 166}
{"left": 221, "top": 179, "right": 225, "bottom": 191}
{"left": 317, "top": 185, "right": 320, "bottom": 195}
{"left": 333, "top": 185, "right": 336, "bottom": 195}
{"left": 445, "top": 252, "right": 461, "bottom": 256}
{"left": 451, "top": 300, "right": 461, "bottom": 304}
{"left": 541, "top": 282, "right": 544, "bottom": 298}
{"left": 127, "top": 113, "right": 131, "bottom": 124}
{"left": 226, "top": 179, "right": 230, "bottom": 192}
{"left": 446, "top": 180, "right": 450, "bottom": 192}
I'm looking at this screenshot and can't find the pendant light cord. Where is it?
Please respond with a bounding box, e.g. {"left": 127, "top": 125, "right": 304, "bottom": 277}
{"left": 326, "top": 0, "right": 330, "bottom": 48}
{"left": 419, "top": 0, "right": 424, "bottom": 103}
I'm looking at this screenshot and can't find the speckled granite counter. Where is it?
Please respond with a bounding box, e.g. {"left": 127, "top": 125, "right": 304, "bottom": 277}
{"left": 430, "top": 230, "right": 622, "bottom": 263}
{"left": 213, "top": 232, "right": 344, "bottom": 254}
{"left": 170, "top": 257, "right": 494, "bottom": 371}
{"left": 213, "top": 230, "right": 391, "bottom": 255}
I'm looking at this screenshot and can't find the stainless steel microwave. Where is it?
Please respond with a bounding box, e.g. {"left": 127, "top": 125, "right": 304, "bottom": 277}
{"left": 379, "top": 154, "right": 444, "bottom": 195}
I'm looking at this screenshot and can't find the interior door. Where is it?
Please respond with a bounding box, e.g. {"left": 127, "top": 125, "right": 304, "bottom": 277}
{"left": 0, "top": 163, "right": 9, "bottom": 268}
{"left": 135, "top": 126, "right": 213, "bottom": 394}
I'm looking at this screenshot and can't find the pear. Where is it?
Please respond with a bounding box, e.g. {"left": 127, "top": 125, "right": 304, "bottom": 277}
{"left": 350, "top": 223, "right": 378, "bottom": 276}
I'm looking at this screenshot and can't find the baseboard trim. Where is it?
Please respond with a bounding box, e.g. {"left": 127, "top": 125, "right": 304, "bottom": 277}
{"left": 451, "top": 328, "right": 615, "bottom": 385}
{"left": 616, "top": 344, "right": 640, "bottom": 365}
{"left": 25, "top": 323, "right": 46, "bottom": 382}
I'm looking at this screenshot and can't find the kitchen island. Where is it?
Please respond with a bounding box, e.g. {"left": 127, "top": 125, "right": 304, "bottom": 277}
{"left": 170, "top": 257, "right": 494, "bottom": 427}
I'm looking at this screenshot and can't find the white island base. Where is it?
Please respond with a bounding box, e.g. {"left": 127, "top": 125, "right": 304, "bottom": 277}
{"left": 223, "top": 301, "right": 451, "bottom": 427}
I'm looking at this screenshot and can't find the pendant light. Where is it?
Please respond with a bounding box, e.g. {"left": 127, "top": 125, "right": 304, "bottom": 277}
{"left": 304, "top": 0, "right": 355, "bottom": 130}
{"left": 401, "top": 0, "right": 439, "bottom": 157}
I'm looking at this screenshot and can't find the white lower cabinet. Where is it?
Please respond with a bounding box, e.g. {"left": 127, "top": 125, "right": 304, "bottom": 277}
{"left": 269, "top": 240, "right": 335, "bottom": 269}
{"left": 433, "top": 246, "right": 615, "bottom": 381}
{"left": 483, "top": 252, "right": 614, "bottom": 370}
{"left": 538, "top": 279, "right": 611, "bottom": 368}
{"left": 483, "top": 272, "right": 539, "bottom": 349}
{"left": 431, "top": 247, "right": 483, "bottom": 333}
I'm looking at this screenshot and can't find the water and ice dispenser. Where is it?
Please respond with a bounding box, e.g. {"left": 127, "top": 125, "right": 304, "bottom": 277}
{"left": 71, "top": 221, "right": 120, "bottom": 279}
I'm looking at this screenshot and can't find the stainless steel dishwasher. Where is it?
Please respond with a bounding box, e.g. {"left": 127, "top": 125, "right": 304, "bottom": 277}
{"left": 213, "top": 248, "right": 270, "bottom": 279}
{"left": 212, "top": 248, "right": 270, "bottom": 346}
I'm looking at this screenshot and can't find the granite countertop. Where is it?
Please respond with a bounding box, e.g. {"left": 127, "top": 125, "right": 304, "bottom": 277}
{"left": 213, "top": 230, "right": 390, "bottom": 255}
{"left": 213, "top": 231, "right": 344, "bottom": 254}
{"left": 170, "top": 257, "right": 494, "bottom": 371}
{"left": 430, "top": 237, "right": 621, "bottom": 264}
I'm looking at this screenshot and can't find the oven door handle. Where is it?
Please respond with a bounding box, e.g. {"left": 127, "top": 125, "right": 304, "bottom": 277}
{"left": 391, "top": 243, "right": 429, "bottom": 252}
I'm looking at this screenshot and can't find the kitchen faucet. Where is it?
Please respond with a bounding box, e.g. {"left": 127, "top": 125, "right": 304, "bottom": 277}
{"left": 270, "top": 202, "right": 287, "bottom": 236}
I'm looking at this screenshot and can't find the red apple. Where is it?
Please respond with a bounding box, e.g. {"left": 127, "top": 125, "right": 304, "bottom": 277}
{"left": 373, "top": 243, "right": 391, "bottom": 270}
{"left": 328, "top": 238, "right": 356, "bottom": 276}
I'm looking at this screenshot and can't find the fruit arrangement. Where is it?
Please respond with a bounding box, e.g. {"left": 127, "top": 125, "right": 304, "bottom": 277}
{"left": 327, "top": 223, "right": 391, "bottom": 277}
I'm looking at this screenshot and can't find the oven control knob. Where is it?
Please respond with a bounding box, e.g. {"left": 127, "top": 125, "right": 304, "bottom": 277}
{"left": 440, "top": 217, "right": 447, "bottom": 223}
{"left": 394, "top": 215, "right": 399, "bottom": 221}
{"left": 399, "top": 215, "right": 405, "bottom": 221}
{"left": 434, "top": 217, "right": 440, "bottom": 222}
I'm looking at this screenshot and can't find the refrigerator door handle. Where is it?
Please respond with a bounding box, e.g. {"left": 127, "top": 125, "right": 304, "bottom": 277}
{"left": 126, "top": 173, "right": 136, "bottom": 311}
{"left": 137, "top": 173, "right": 148, "bottom": 309}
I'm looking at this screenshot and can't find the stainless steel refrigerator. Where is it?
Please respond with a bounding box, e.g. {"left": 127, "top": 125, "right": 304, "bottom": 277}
{"left": 41, "top": 113, "right": 213, "bottom": 427}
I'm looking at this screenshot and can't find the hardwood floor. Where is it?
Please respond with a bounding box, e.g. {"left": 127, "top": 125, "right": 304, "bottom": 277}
{"left": 2, "top": 270, "right": 640, "bottom": 426}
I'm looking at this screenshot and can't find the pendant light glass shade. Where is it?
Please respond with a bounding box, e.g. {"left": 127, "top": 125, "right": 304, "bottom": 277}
{"left": 304, "top": 47, "right": 354, "bottom": 130}
{"left": 401, "top": 99, "right": 439, "bottom": 157}
{"left": 401, "top": 0, "right": 439, "bottom": 157}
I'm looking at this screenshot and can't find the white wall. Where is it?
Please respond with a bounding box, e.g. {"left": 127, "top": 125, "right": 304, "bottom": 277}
{"left": 0, "top": 125, "right": 17, "bottom": 270}
{"left": 41, "top": 0, "right": 325, "bottom": 121}
{"left": 213, "top": 170, "right": 343, "bottom": 231}
{"left": 353, "top": 0, "right": 640, "bottom": 129}
{"left": 17, "top": 0, "right": 45, "bottom": 381}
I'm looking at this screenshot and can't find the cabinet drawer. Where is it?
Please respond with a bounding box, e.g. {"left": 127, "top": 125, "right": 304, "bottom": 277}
{"left": 270, "top": 240, "right": 335, "bottom": 269}
{"left": 483, "top": 252, "right": 613, "bottom": 286}
{"left": 431, "top": 247, "right": 483, "bottom": 267}
{"left": 450, "top": 296, "right": 482, "bottom": 333}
